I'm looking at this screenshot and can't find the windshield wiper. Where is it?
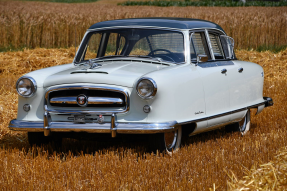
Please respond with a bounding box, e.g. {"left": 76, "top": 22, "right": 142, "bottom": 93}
{"left": 92, "top": 55, "right": 126, "bottom": 60}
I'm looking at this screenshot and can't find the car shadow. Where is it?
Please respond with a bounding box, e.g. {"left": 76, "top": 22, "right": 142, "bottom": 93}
{"left": 0, "top": 123, "right": 259, "bottom": 158}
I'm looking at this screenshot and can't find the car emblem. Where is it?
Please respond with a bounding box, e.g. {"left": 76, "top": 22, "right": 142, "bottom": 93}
{"left": 77, "top": 94, "right": 88, "bottom": 107}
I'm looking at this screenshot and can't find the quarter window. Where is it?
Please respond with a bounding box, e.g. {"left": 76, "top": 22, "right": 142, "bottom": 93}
{"left": 209, "top": 33, "right": 224, "bottom": 59}
{"left": 190, "top": 32, "right": 210, "bottom": 61}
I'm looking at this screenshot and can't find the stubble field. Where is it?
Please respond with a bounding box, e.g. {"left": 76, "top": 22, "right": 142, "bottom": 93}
{"left": 0, "top": 1, "right": 287, "bottom": 190}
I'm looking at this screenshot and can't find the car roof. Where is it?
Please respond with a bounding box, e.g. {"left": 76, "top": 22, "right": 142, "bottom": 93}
{"left": 88, "top": 17, "right": 225, "bottom": 33}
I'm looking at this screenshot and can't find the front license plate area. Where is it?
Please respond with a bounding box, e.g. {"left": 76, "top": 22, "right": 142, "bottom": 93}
{"left": 74, "top": 115, "right": 85, "bottom": 123}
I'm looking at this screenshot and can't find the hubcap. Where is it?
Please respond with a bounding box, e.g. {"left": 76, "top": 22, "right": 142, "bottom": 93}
{"left": 164, "top": 130, "right": 177, "bottom": 150}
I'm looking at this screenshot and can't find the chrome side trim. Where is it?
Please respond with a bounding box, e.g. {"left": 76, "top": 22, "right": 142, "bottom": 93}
{"left": 50, "top": 97, "right": 123, "bottom": 105}
{"left": 45, "top": 85, "right": 130, "bottom": 114}
{"left": 179, "top": 99, "right": 271, "bottom": 125}
{"left": 9, "top": 120, "right": 178, "bottom": 134}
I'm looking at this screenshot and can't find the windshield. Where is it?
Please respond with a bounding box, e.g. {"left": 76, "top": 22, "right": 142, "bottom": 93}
{"left": 76, "top": 29, "right": 185, "bottom": 63}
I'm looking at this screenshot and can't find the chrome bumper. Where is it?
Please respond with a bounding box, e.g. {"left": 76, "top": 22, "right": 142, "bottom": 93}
{"left": 9, "top": 119, "right": 178, "bottom": 136}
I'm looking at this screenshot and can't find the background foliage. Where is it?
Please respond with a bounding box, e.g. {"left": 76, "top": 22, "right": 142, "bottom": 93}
{"left": 0, "top": 1, "right": 286, "bottom": 51}
{"left": 119, "top": 0, "right": 287, "bottom": 7}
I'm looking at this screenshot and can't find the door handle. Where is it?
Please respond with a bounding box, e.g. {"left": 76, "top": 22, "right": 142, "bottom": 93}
{"left": 221, "top": 69, "right": 227, "bottom": 74}
{"left": 238, "top": 68, "right": 243, "bottom": 73}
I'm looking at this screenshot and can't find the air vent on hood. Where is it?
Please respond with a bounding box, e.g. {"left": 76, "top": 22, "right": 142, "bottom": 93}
{"left": 71, "top": 71, "right": 108, "bottom": 74}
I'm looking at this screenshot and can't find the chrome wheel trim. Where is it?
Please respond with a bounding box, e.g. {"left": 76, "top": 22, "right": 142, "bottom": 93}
{"left": 239, "top": 110, "right": 251, "bottom": 135}
{"left": 239, "top": 114, "right": 247, "bottom": 132}
{"left": 164, "top": 130, "right": 178, "bottom": 151}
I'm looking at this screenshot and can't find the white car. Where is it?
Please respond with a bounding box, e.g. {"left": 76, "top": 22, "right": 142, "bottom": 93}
{"left": 9, "top": 18, "right": 273, "bottom": 153}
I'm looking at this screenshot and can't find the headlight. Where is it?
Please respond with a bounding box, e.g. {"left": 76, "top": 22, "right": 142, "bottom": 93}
{"left": 136, "top": 77, "right": 157, "bottom": 99}
{"left": 16, "top": 77, "right": 37, "bottom": 97}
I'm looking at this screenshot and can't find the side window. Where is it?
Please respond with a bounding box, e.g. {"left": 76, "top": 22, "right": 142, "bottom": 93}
{"left": 220, "top": 35, "right": 235, "bottom": 59}
{"left": 209, "top": 33, "right": 224, "bottom": 59}
{"left": 190, "top": 32, "right": 210, "bottom": 61}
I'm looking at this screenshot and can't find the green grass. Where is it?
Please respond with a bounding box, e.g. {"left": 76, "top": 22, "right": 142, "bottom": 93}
{"left": 18, "top": 0, "right": 98, "bottom": 3}
{"left": 255, "top": 44, "right": 287, "bottom": 53}
{"left": 119, "top": 0, "right": 287, "bottom": 7}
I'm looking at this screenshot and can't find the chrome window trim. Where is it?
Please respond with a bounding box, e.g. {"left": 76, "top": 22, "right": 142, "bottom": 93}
{"left": 44, "top": 85, "right": 130, "bottom": 115}
{"left": 16, "top": 76, "right": 37, "bottom": 98}
{"left": 74, "top": 27, "right": 187, "bottom": 64}
{"left": 205, "top": 29, "right": 215, "bottom": 61}
{"left": 136, "top": 77, "right": 158, "bottom": 100}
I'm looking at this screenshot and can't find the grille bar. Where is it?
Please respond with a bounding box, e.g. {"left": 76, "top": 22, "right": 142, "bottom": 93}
{"left": 50, "top": 97, "right": 123, "bottom": 105}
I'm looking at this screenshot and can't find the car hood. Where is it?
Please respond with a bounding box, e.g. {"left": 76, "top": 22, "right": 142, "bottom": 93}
{"left": 43, "top": 61, "right": 169, "bottom": 88}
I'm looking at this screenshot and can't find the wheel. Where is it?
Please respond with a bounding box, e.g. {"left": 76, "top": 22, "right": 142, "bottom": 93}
{"left": 239, "top": 109, "right": 251, "bottom": 135}
{"left": 28, "top": 132, "right": 63, "bottom": 148}
{"left": 225, "top": 110, "right": 251, "bottom": 135}
{"left": 149, "top": 126, "right": 182, "bottom": 154}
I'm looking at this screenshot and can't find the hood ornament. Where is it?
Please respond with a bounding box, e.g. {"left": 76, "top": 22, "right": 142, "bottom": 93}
{"left": 88, "top": 60, "right": 102, "bottom": 69}
{"left": 77, "top": 60, "right": 102, "bottom": 70}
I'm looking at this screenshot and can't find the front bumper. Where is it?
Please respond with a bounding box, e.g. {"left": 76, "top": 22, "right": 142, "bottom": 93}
{"left": 9, "top": 119, "right": 178, "bottom": 136}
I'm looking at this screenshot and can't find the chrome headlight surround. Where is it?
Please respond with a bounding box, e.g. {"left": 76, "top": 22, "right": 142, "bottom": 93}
{"left": 16, "top": 76, "right": 37, "bottom": 98}
{"left": 136, "top": 77, "right": 157, "bottom": 100}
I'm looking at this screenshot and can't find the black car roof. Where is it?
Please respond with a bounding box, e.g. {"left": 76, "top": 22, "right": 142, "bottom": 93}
{"left": 88, "top": 18, "right": 225, "bottom": 33}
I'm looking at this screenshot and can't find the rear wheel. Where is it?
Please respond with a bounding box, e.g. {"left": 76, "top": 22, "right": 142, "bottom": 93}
{"left": 149, "top": 126, "right": 182, "bottom": 154}
{"left": 239, "top": 109, "right": 251, "bottom": 135}
{"left": 225, "top": 109, "right": 251, "bottom": 135}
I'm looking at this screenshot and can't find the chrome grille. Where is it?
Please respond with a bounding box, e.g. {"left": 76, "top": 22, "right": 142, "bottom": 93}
{"left": 49, "top": 89, "right": 125, "bottom": 108}
{"left": 45, "top": 86, "right": 130, "bottom": 114}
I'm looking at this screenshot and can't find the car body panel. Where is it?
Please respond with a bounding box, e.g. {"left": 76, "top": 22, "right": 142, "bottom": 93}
{"left": 43, "top": 61, "right": 170, "bottom": 88}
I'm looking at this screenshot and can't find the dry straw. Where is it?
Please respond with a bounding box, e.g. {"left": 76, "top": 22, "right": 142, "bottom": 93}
{"left": 0, "top": 47, "right": 286, "bottom": 190}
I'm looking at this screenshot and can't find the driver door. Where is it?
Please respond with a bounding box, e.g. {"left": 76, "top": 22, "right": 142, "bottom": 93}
{"left": 190, "top": 31, "right": 231, "bottom": 129}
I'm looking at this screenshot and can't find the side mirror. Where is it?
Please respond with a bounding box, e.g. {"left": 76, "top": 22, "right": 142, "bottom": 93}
{"left": 196, "top": 54, "right": 208, "bottom": 66}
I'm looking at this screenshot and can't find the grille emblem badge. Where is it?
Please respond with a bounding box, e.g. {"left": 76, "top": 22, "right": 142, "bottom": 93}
{"left": 77, "top": 94, "right": 88, "bottom": 107}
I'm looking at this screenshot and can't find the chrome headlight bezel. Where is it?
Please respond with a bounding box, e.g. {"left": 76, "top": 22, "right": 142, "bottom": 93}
{"left": 136, "top": 77, "right": 157, "bottom": 100}
{"left": 16, "top": 76, "right": 37, "bottom": 98}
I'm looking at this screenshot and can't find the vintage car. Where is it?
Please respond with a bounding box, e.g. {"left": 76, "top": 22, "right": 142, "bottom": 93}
{"left": 9, "top": 18, "right": 273, "bottom": 153}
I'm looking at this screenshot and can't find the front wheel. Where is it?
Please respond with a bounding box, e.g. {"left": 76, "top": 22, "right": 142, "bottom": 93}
{"left": 149, "top": 126, "right": 182, "bottom": 154}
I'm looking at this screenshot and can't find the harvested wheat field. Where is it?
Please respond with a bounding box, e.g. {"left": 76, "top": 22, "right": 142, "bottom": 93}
{"left": 0, "top": 0, "right": 287, "bottom": 190}
{"left": 0, "top": 1, "right": 286, "bottom": 50}
{"left": 0, "top": 47, "right": 286, "bottom": 190}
